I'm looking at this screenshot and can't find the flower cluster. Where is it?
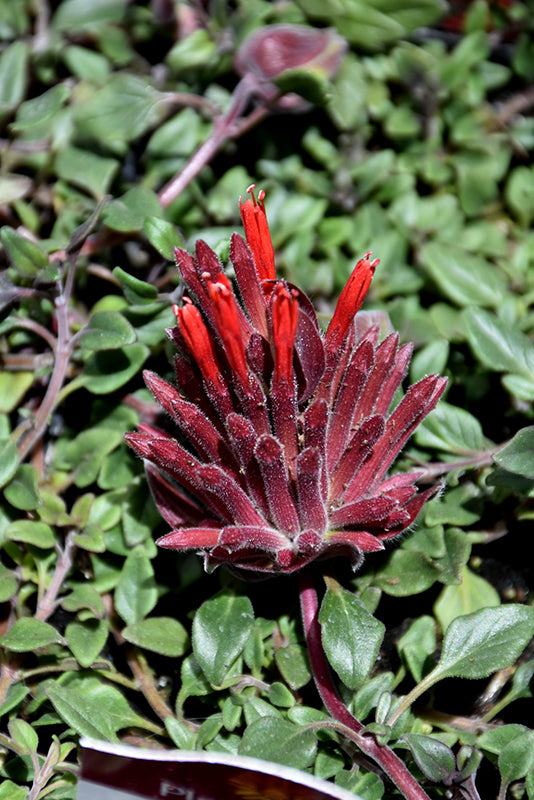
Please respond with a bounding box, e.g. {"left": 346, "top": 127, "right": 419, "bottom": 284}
{"left": 126, "top": 188, "right": 447, "bottom": 574}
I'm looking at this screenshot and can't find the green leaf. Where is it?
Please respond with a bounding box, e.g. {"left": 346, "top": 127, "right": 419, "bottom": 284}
{"left": 5, "top": 520, "right": 55, "bottom": 549}
{"left": 319, "top": 582, "right": 385, "bottom": 690}
{"left": 275, "top": 644, "right": 312, "bottom": 690}
{"left": 63, "top": 45, "right": 111, "bottom": 83}
{"left": 0, "top": 437, "right": 19, "bottom": 489}
{"left": 501, "top": 373, "right": 534, "bottom": 402}
{"left": 0, "top": 781, "right": 27, "bottom": 800}
{"left": 43, "top": 691, "right": 111, "bottom": 741}
{"left": 436, "top": 605, "right": 534, "bottom": 680}
{"left": 410, "top": 339, "right": 449, "bottom": 384}
{"left": 0, "top": 618, "right": 64, "bottom": 652}
{"left": 0, "top": 372, "right": 34, "bottom": 413}
{"left": 499, "top": 730, "right": 534, "bottom": 784}
{"left": 0, "top": 563, "right": 18, "bottom": 603}
{"left": 8, "top": 718, "right": 38, "bottom": 753}
{"left": 0, "top": 41, "right": 29, "bottom": 115}
{"left": 434, "top": 567, "right": 500, "bottom": 633}
{"left": 274, "top": 67, "right": 331, "bottom": 106}
{"left": 166, "top": 29, "right": 217, "bottom": 71}
{"left": 114, "top": 545, "right": 158, "bottom": 625}
{"left": 222, "top": 695, "right": 242, "bottom": 731}
{"left": 196, "top": 713, "right": 224, "bottom": 750}
{"left": 478, "top": 724, "right": 529, "bottom": 755}
{"left": 165, "top": 717, "right": 196, "bottom": 750}
{"left": 374, "top": 548, "right": 441, "bottom": 596}
{"left": 424, "top": 486, "right": 480, "bottom": 528}
{"left": 176, "top": 655, "right": 211, "bottom": 709}
{"left": 401, "top": 733, "right": 456, "bottom": 782}
{"left": 55, "top": 146, "right": 118, "bottom": 199}
{"left": 193, "top": 593, "right": 254, "bottom": 686}
{"left": 296, "top": 0, "right": 443, "bottom": 48}
{"left": 144, "top": 216, "right": 186, "bottom": 260}
{"left": 55, "top": 428, "right": 123, "bottom": 488}
{"left": 268, "top": 682, "right": 296, "bottom": 708}
{"left": 421, "top": 242, "right": 506, "bottom": 308}
{"left": 66, "top": 619, "right": 108, "bottom": 668}
{"left": 74, "top": 74, "right": 167, "bottom": 143}
{"left": 113, "top": 266, "right": 158, "bottom": 305}
{"left": 494, "top": 427, "right": 534, "bottom": 479}
{"left": 465, "top": 307, "right": 534, "bottom": 379}
{"left": 45, "top": 683, "right": 121, "bottom": 742}
{"left": 61, "top": 584, "right": 105, "bottom": 617}
{"left": 121, "top": 478, "right": 161, "bottom": 546}
{"left": 102, "top": 187, "right": 162, "bottom": 232}
{"left": 499, "top": 660, "right": 534, "bottom": 708}
{"left": 78, "top": 344, "right": 150, "bottom": 394}
{"left": 3, "top": 463, "right": 41, "bottom": 510}
{"left": 0, "top": 683, "right": 29, "bottom": 718}
{"left": 71, "top": 524, "right": 106, "bottom": 553}
{"left": 243, "top": 696, "right": 283, "bottom": 725}
{"left": 415, "top": 401, "right": 489, "bottom": 455}
{"left": 99, "top": 445, "right": 139, "bottom": 490}
{"left": 0, "top": 227, "right": 49, "bottom": 277}
{"left": 12, "top": 83, "right": 70, "bottom": 135}
{"left": 122, "top": 617, "right": 189, "bottom": 657}
{"left": 506, "top": 165, "right": 534, "bottom": 227}
{"left": 239, "top": 717, "right": 317, "bottom": 769}
{"left": 397, "top": 616, "right": 436, "bottom": 683}
{"left": 79, "top": 309, "right": 136, "bottom": 351}
{"left": 53, "top": 0, "right": 128, "bottom": 30}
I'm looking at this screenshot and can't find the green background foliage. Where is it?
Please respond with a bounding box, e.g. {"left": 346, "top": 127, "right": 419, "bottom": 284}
{"left": 1, "top": 0, "right": 534, "bottom": 797}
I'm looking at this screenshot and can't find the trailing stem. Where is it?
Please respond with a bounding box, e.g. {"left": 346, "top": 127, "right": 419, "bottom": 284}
{"left": 298, "top": 567, "right": 432, "bottom": 800}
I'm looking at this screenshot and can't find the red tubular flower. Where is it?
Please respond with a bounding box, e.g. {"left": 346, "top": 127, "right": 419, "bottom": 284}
{"left": 239, "top": 185, "right": 276, "bottom": 282}
{"left": 126, "top": 188, "right": 447, "bottom": 575}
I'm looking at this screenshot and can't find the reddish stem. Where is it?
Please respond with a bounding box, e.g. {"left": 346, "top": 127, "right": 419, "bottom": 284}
{"left": 298, "top": 568, "right": 432, "bottom": 800}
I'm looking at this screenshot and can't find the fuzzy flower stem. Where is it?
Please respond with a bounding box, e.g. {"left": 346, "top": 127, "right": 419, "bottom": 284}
{"left": 298, "top": 568, "right": 432, "bottom": 800}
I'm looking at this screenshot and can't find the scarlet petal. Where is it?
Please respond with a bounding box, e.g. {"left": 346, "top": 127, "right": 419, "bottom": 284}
{"left": 254, "top": 435, "right": 300, "bottom": 535}
{"left": 157, "top": 527, "right": 220, "bottom": 549}
{"left": 327, "top": 360, "right": 367, "bottom": 468}
{"left": 146, "top": 464, "right": 208, "bottom": 528}
{"left": 376, "top": 483, "right": 441, "bottom": 538}
{"left": 303, "top": 398, "right": 328, "bottom": 498}
{"left": 326, "top": 530, "right": 384, "bottom": 552}
{"left": 329, "top": 496, "right": 397, "bottom": 528}
{"left": 177, "top": 304, "right": 221, "bottom": 386}
{"left": 198, "top": 464, "right": 267, "bottom": 528}
{"left": 239, "top": 189, "right": 276, "bottom": 281}
{"left": 230, "top": 233, "right": 269, "bottom": 335}
{"left": 296, "top": 447, "right": 327, "bottom": 532}
{"left": 207, "top": 278, "right": 249, "bottom": 385}
{"left": 325, "top": 255, "right": 378, "bottom": 351}
{"left": 218, "top": 525, "right": 290, "bottom": 553}
{"left": 355, "top": 333, "right": 399, "bottom": 420}
{"left": 329, "top": 415, "right": 384, "bottom": 500}
{"left": 373, "top": 342, "right": 412, "bottom": 417}
{"left": 143, "top": 370, "right": 182, "bottom": 418}
{"left": 271, "top": 283, "right": 299, "bottom": 386}
{"left": 295, "top": 529, "right": 323, "bottom": 555}
{"left": 343, "top": 375, "right": 448, "bottom": 501}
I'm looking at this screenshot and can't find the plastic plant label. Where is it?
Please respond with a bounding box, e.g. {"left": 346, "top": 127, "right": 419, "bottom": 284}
{"left": 78, "top": 737, "right": 362, "bottom": 800}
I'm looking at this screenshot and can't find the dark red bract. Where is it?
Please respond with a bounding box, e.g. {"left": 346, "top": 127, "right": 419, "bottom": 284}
{"left": 126, "top": 188, "right": 447, "bottom": 574}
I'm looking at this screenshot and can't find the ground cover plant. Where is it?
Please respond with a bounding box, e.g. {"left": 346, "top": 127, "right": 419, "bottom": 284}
{"left": 1, "top": 1, "right": 534, "bottom": 798}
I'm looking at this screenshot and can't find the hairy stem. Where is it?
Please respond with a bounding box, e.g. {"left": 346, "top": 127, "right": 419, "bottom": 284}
{"left": 159, "top": 74, "right": 273, "bottom": 208}
{"left": 35, "top": 531, "right": 77, "bottom": 622}
{"left": 125, "top": 646, "right": 173, "bottom": 724}
{"left": 17, "top": 258, "right": 77, "bottom": 463}
{"left": 298, "top": 568, "right": 432, "bottom": 800}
